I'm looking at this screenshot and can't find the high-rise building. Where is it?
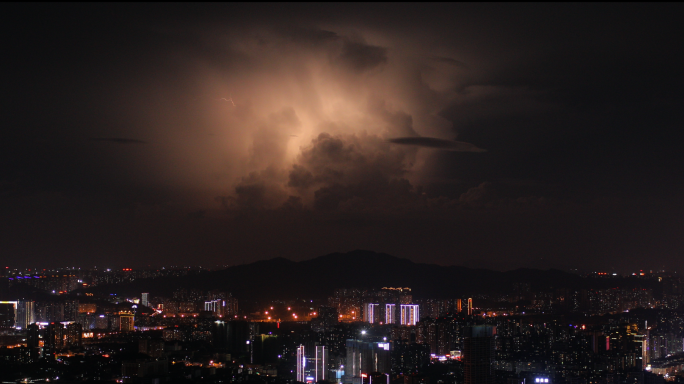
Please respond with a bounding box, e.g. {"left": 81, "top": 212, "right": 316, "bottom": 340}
{"left": 205, "top": 300, "right": 223, "bottom": 315}
{"left": 95, "top": 314, "right": 108, "bottom": 329}
{"left": 0, "top": 301, "right": 16, "bottom": 328}
{"left": 36, "top": 301, "right": 64, "bottom": 323}
{"left": 344, "top": 340, "right": 391, "bottom": 384}
{"left": 330, "top": 288, "right": 411, "bottom": 323}
{"left": 109, "top": 314, "right": 120, "bottom": 331}
{"left": 141, "top": 293, "right": 149, "bottom": 308}
{"left": 319, "top": 306, "right": 339, "bottom": 327}
{"left": 364, "top": 303, "right": 379, "bottom": 323}
{"left": 27, "top": 322, "right": 41, "bottom": 361}
{"left": 224, "top": 297, "right": 238, "bottom": 316}
{"left": 16, "top": 301, "right": 34, "bottom": 329}
{"left": 315, "top": 345, "right": 327, "bottom": 382}
{"left": 633, "top": 333, "right": 646, "bottom": 371}
{"left": 463, "top": 325, "right": 496, "bottom": 384}
{"left": 65, "top": 322, "right": 82, "bottom": 347}
{"left": 311, "top": 306, "right": 339, "bottom": 332}
{"left": 456, "top": 299, "right": 462, "bottom": 313}
{"left": 400, "top": 304, "right": 419, "bottom": 326}
{"left": 416, "top": 318, "right": 455, "bottom": 355}
{"left": 63, "top": 300, "right": 79, "bottom": 321}
{"left": 44, "top": 322, "right": 65, "bottom": 358}
{"left": 212, "top": 320, "right": 253, "bottom": 356}
{"left": 297, "top": 345, "right": 306, "bottom": 382}
{"left": 467, "top": 298, "right": 473, "bottom": 316}
{"left": 119, "top": 311, "right": 134, "bottom": 332}
{"left": 392, "top": 340, "right": 430, "bottom": 374}
{"left": 385, "top": 304, "right": 396, "bottom": 324}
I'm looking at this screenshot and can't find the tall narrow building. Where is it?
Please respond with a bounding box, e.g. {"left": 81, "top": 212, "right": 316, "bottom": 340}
{"left": 463, "top": 325, "right": 496, "bottom": 384}
{"left": 364, "top": 303, "right": 379, "bottom": 324}
{"left": 315, "top": 345, "right": 327, "bottom": 382}
{"left": 385, "top": 304, "right": 395, "bottom": 324}
{"left": 297, "top": 345, "right": 306, "bottom": 382}
{"left": 344, "top": 340, "right": 391, "bottom": 384}
{"left": 16, "top": 300, "right": 34, "bottom": 329}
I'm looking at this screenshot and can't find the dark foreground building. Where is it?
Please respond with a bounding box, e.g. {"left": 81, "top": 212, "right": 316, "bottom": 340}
{"left": 464, "top": 325, "right": 496, "bottom": 384}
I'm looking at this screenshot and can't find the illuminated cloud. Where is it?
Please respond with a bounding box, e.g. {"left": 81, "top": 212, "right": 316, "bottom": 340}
{"left": 337, "top": 38, "right": 388, "bottom": 73}
{"left": 286, "top": 132, "right": 418, "bottom": 211}
{"left": 189, "top": 25, "right": 473, "bottom": 213}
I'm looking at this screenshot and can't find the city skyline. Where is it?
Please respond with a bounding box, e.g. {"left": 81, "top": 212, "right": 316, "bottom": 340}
{"left": 0, "top": 259, "right": 680, "bottom": 383}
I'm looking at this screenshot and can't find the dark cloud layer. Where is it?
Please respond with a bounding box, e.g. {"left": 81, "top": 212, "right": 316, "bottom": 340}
{"left": 90, "top": 138, "right": 148, "bottom": 144}
{"left": 389, "top": 137, "right": 486, "bottom": 152}
{"left": 1, "top": 3, "right": 684, "bottom": 272}
{"left": 429, "top": 56, "right": 468, "bottom": 69}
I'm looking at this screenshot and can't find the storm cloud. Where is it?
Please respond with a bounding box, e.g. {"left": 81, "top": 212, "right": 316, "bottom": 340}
{"left": 3, "top": 3, "right": 684, "bottom": 271}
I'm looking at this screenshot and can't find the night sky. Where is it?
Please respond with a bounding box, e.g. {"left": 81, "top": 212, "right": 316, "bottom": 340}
{"left": 2, "top": 3, "right": 684, "bottom": 272}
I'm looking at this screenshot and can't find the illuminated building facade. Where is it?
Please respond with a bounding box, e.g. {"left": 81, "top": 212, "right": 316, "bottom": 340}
{"left": 297, "top": 345, "right": 306, "bottom": 382}
{"left": 315, "top": 345, "right": 327, "bottom": 382}
{"left": 364, "top": 303, "right": 379, "bottom": 323}
{"left": 119, "top": 311, "right": 135, "bottom": 332}
{"left": 205, "top": 299, "right": 225, "bottom": 316}
{"left": 467, "top": 298, "right": 473, "bottom": 316}
{"left": 386, "top": 304, "right": 395, "bottom": 324}
{"left": 400, "top": 304, "right": 419, "bottom": 326}
{"left": 141, "top": 292, "right": 149, "bottom": 308}
{"left": 16, "top": 300, "right": 34, "bottom": 329}
{"left": 78, "top": 303, "right": 96, "bottom": 314}
{"left": 329, "top": 288, "right": 412, "bottom": 323}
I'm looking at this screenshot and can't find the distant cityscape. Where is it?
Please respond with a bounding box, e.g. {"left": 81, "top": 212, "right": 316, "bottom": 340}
{"left": 0, "top": 260, "right": 683, "bottom": 384}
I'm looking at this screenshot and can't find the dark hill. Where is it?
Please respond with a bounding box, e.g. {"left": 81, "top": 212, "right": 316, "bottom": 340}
{"left": 82, "top": 250, "right": 587, "bottom": 301}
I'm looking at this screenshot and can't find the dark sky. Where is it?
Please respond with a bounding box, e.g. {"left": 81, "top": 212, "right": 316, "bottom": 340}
{"left": 2, "top": 3, "right": 684, "bottom": 272}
